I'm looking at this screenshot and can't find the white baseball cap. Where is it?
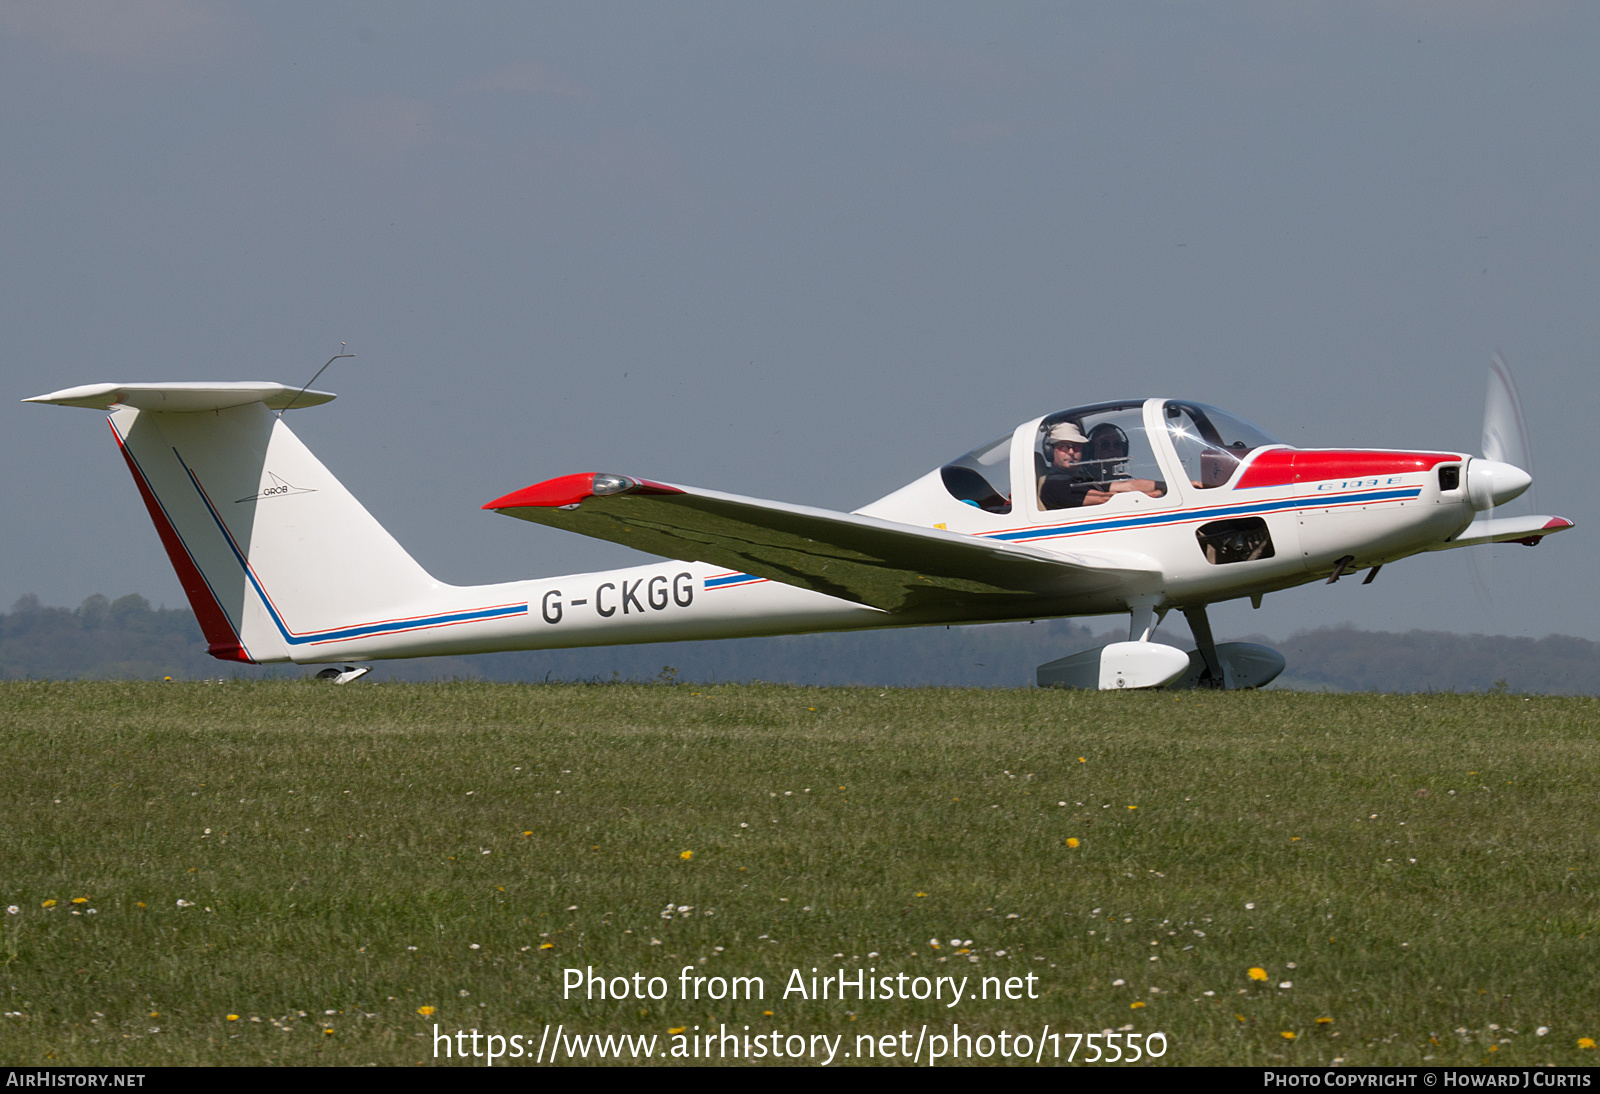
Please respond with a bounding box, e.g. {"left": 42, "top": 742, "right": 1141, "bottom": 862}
{"left": 1045, "top": 422, "right": 1089, "bottom": 445}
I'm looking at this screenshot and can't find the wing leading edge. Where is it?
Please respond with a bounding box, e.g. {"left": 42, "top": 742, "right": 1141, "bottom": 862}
{"left": 483, "top": 473, "right": 1160, "bottom": 616}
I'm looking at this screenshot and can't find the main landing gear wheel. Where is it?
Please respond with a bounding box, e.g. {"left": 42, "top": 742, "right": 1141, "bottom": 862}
{"left": 314, "top": 666, "right": 372, "bottom": 685}
{"left": 1035, "top": 603, "right": 1287, "bottom": 690}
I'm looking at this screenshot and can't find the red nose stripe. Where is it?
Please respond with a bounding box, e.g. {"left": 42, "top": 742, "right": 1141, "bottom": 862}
{"left": 1234, "top": 449, "right": 1459, "bottom": 490}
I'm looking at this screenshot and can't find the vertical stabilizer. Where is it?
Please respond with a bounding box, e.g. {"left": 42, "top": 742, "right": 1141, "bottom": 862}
{"left": 97, "top": 395, "right": 438, "bottom": 663}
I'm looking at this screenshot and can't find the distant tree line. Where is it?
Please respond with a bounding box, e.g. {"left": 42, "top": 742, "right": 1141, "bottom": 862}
{"left": 3, "top": 594, "right": 1598, "bottom": 695}
{"left": 1, "top": 594, "right": 218, "bottom": 681}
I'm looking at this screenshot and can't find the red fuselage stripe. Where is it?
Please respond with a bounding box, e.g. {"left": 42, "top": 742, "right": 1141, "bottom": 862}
{"left": 1233, "top": 449, "right": 1458, "bottom": 490}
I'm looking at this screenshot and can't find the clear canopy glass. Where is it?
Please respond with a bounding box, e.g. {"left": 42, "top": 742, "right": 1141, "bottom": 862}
{"left": 940, "top": 432, "right": 1013, "bottom": 513}
{"left": 1036, "top": 401, "right": 1167, "bottom": 511}
{"left": 1164, "top": 402, "right": 1282, "bottom": 489}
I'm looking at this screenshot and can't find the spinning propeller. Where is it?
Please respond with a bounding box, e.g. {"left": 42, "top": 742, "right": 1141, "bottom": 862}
{"left": 1465, "top": 353, "right": 1536, "bottom": 615}
{"left": 1475, "top": 352, "right": 1534, "bottom": 512}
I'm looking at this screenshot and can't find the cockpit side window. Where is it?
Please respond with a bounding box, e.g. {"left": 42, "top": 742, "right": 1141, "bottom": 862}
{"left": 1165, "top": 402, "right": 1281, "bottom": 489}
{"left": 1037, "top": 403, "right": 1166, "bottom": 510}
{"left": 940, "top": 433, "right": 1012, "bottom": 513}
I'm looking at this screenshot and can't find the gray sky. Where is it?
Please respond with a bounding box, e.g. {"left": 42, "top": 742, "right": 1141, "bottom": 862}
{"left": 4, "top": 1, "right": 1596, "bottom": 643}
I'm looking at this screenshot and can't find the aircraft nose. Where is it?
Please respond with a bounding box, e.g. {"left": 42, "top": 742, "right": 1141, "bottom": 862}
{"left": 1467, "top": 458, "right": 1532, "bottom": 511}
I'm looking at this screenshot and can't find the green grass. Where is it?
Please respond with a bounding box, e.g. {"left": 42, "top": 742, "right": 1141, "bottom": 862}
{"left": 0, "top": 681, "right": 1596, "bottom": 1067}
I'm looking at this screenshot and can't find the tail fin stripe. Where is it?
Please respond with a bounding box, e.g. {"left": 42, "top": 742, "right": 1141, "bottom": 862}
{"left": 172, "top": 448, "right": 528, "bottom": 645}
{"left": 109, "top": 420, "right": 254, "bottom": 663}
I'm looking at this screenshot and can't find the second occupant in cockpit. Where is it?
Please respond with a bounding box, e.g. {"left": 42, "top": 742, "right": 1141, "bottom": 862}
{"left": 1039, "top": 421, "right": 1166, "bottom": 509}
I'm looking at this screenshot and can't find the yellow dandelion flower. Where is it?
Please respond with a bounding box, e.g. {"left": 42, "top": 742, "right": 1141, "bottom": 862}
{"left": 1078, "top": 757, "right": 1086, "bottom": 763}
{"left": 71, "top": 897, "right": 88, "bottom": 905}
{"left": 1281, "top": 1031, "right": 1296, "bottom": 1040}
{"left": 1315, "top": 1017, "right": 1333, "bottom": 1025}
{"left": 135, "top": 902, "right": 147, "bottom": 909}
{"left": 323, "top": 1028, "right": 334, "bottom": 1035}
{"left": 1128, "top": 805, "right": 1137, "bottom": 810}
{"left": 763, "top": 1011, "right": 773, "bottom": 1017}
{"left": 914, "top": 892, "right": 928, "bottom": 897}
{"left": 227, "top": 1014, "right": 239, "bottom": 1021}
{"left": 1130, "top": 1001, "right": 1145, "bottom": 1009}
{"left": 1066, "top": 838, "right": 1080, "bottom": 848}
{"left": 1235, "top": 1014, "right": 1247, "bottom": 1022}
{"left": 669, "top": 1026, "right": 686, "bottom": 1035}
{"left": 522, "top": 831, "right": 532, "bottom": 837}
{"left": 1488, "top": 1045, "right": 1499, "bottom": 1052}
{"left": 417, "top": 1006, "right": 435, "bottom": 1016}
{"left": 1579, "top": 1038, "right": 1596, "bottom": 1050}
{"left": 539, "top": 942, "right": 554, "bottom": 950}
{"left": 1248, "top": 967, "right": 1269, "bottom": 981}
{"left": 149, "top": 1012, "right": 159, "bottom": 1018}
{"left": 40, "top": 900, "right": 55, "bottom": 908}
{"left": 680, "top": 850, "right": 693, "bottom": 860}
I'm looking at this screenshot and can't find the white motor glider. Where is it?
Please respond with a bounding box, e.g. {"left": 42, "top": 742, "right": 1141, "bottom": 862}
{"left": 26, "top": 369, "right": 1572, "bottom": 689}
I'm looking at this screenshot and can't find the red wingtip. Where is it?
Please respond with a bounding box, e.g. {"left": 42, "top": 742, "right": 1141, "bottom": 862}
{"left": 482, "top": 473, "right": 597, "bottom": 510}
{"left": 1542, "top": 517, "right": 1575, "bottom": 530}
{"left": 483, "top": 473, "right": 684, "bottom": 510}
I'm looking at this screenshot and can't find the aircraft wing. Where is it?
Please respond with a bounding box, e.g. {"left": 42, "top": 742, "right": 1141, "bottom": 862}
{"left": 483, "top": 473, "right": 1161, "bottom": 614}
{"left": 1429, "top": 514, "right": 1575, "bottom": 550}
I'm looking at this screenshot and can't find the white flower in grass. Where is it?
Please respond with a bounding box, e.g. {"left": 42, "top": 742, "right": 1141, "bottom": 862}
{"left": 176, "top": 899, "right": 194, "bottom": 907}
{"left": 5, "top": 906, "right": 17, "bottom": 915}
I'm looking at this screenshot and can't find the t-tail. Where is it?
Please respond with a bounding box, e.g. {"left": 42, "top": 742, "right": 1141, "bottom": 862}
{"left": 23, "top": 382, "right": 520, "bottom": 664}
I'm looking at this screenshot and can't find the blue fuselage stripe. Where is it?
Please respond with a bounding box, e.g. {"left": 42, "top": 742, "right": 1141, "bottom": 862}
{"left": 986, "top": 488, "right": 1421, "bottom": 543}
{"left": 177, "top": 450, "right": 526, "bottom": 645}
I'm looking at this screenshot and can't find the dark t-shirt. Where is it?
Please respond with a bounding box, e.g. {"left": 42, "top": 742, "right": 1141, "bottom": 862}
{"left": 1039, "top": 470, "right": 1099, "bottom": 509}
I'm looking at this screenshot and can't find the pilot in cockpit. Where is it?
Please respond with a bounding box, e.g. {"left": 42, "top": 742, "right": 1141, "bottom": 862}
{"left": 1039, "top": 421, "right": 1166, "bottom": 509}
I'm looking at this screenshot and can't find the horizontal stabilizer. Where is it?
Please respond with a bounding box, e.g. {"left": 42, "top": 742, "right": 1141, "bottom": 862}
{"left": 485, "top": 473, "right": 1160, "bottom": 614}
{"left": 24, "top": 382, "right": 336, "bottom": 413}
{"left": 1433, "top": 514, "right": 1574, "bottom": 549}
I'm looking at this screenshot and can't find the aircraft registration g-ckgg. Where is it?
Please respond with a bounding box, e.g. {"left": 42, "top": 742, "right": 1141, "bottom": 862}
{"left": 27, "top": 368, "right": 1572, "bottom": 689}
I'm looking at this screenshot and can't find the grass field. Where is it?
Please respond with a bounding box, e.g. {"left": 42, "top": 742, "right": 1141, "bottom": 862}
{"left": 1, "top": 681, "right": 1597, "bottom": 1067}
